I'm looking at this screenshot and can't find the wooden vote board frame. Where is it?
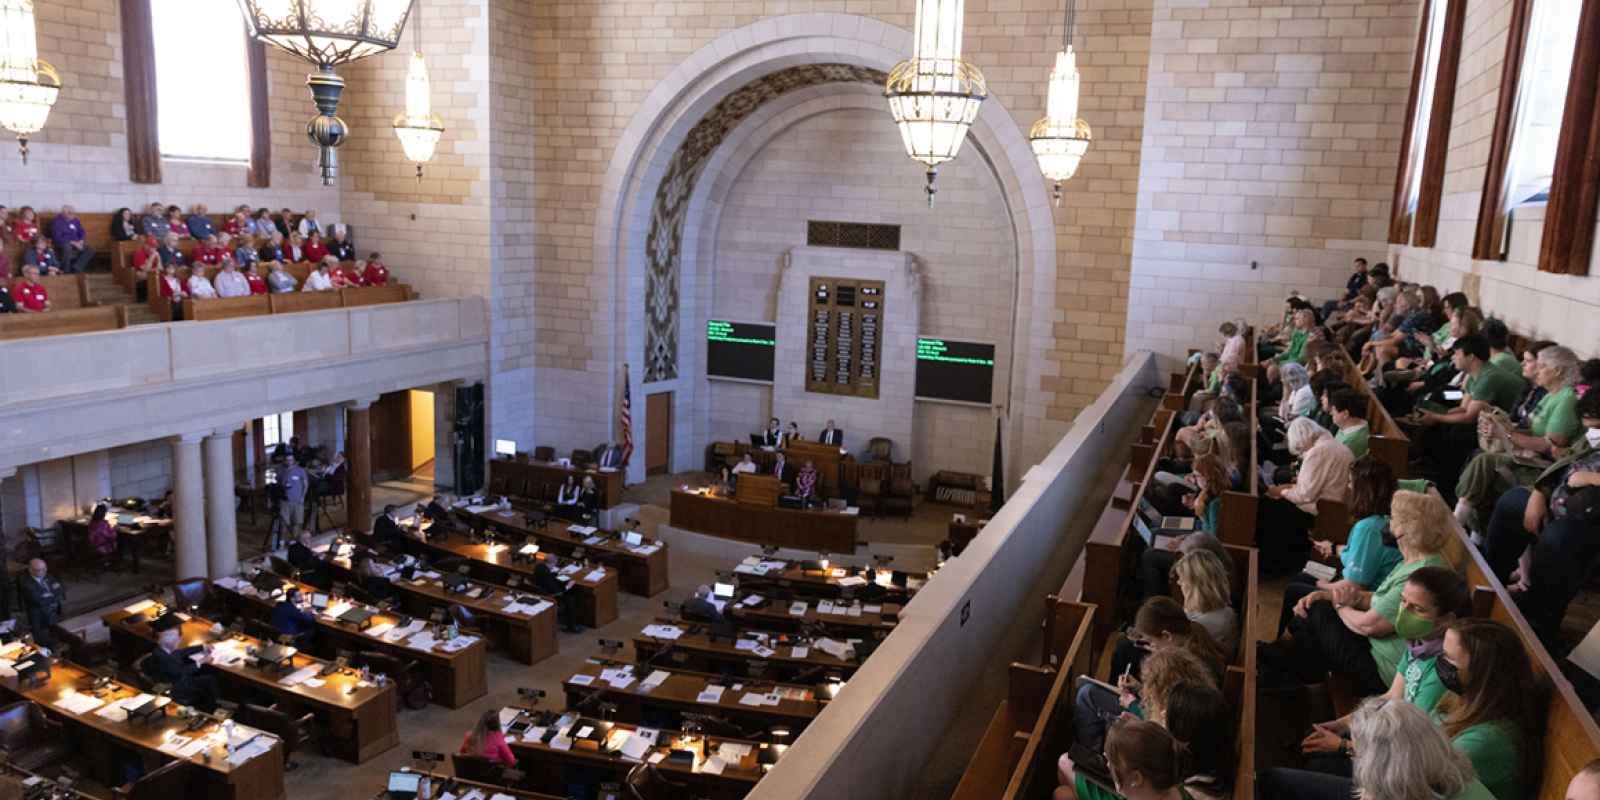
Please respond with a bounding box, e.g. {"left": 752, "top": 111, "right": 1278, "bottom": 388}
{"left": 805, "top": 276, "right": 884, "bottom": 398}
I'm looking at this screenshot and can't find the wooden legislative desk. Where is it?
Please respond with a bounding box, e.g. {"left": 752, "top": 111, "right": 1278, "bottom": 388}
{"left": 632, "top": 620, "right": 860, "bottom": 683}
{"left": 395, "top": 527, "right": 621, "bottom": 628}
{"left": 453, "top": 503, "right": 669, "bottom": 596}
{"left": 0, "top": 654, "right": 285, "bottom": 800}
{"left": 101, "top": 604, "right": 399, "bottom": 764}
{"left": 730, "top": 556, "right": 926, "bottom": 604}
{"left": 560, "top": 660, "right": 825, "bottom": 734}
{"left": 728, "top": 593, "right": 899, "bottom": 637}
{"left": 60, "top": 507, "right": 173, "bottom": 574}
{"left": 311, "top": 547, "right": 559, "bottom": 665}
{"left": 488, "top": 458, "right": 624, "bottom": 509}
{"left": 370, "top": 770, "right": 566, "bottom": 800}
{"left": 209, "top": 575, "right": 489, "bottom": 709}
{"left": 506, "top": 716, "right": 763, "bottom": 800}
{"left": 669, "top": 489, "right": 859, "bottom": 553}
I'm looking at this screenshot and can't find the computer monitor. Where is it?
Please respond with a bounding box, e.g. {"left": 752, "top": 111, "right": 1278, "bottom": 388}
{"left": 713, "top": 582, "right": 735, "bottom": 599}
{"left": 494, "top": 439, "right": 518, "bottom": 457}
{"left": 310, "top": 593, "right": 329, "bottom": 610}
{"left": 623, "top": 531, "right": 643, "bottom": 547}
{"left": 748, "top": 434, "right": 764, "bottom": 447}
{"left": 386, "top": 771, "right": 422, "bottom": 800}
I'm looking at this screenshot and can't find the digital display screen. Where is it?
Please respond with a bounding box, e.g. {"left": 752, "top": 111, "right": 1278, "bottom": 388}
{"left": 915, "top": 337, "right": 995, "bottom": 404}
{"left": 707, "top": 319, "right": 776, "bottom": 382}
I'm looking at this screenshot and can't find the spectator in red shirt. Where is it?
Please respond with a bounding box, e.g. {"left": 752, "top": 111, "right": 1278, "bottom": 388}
{"left": 303, "top": 230, "right": 329, "bottom": 264}
{"left": 10, "top": 205, "right": 39, "bottom": 243}
{"left": 192, "top": 234, "right": 226, "bottom": 266}
{"left": 221, "top": 210, "right": 248, "bottom": 237}
{"left": 166, "top": 208, "right": 189, "bottom": 238}
{"left": 244, "top": 263, "right": 268, "bottom": 295}
{"left": 284, "top": 231, "right": 307, "bottom": 264}
{"left": 361, "top": 252, "right": 389, "bottom": 286}
{"left": 158, "top": 263, "right": 188, "bottom": 320}
{"left": 12, "top": 265, "right": 49, "bottom": 312}
{"left": 331, "top": 261, "right": 364, "bottom": 288}
{"left": 131, "top": 239, "right": 161, "bottom": 274}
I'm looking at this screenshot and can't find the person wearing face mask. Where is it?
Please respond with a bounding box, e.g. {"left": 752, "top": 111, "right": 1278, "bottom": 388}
{"left": 1433, "top": 619, "right": 1542, "bottom": 800}
{"left": 1482, "top": 388, "right": 1600, "bottom": 652}
{"left": 145, "top": 626, "right": 220, "bottom": 712}
{"left": 1286, "top": 567, "right": 1470, "bottom": 777}
{"left": 1103, "top": 597, "right": 1225, "bottom": 707}
{"left": 1262, "top": 490, "right": 1455, "bottom": 695}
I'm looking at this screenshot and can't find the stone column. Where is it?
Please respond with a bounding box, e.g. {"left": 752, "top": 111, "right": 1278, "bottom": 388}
{"left": 203, "top": 429, "right": 239, "bottom": 577}
{"left": 0, "top": 466, "right": 15, "bottom": 570}
{"left": 346, "top": 398, "right": 377, "bottom": 533}
{"left": 170, "top": 433, "right": 208, "bottom": 579}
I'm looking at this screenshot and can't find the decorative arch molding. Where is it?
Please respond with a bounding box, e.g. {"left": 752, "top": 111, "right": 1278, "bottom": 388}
{"left": 591, "top": 12, "right": 1060, "bottom": 484}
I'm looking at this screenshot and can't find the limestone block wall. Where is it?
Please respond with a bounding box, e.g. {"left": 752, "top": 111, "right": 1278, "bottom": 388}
{"left": 1126, "top": 0, "right": 1420, "bottom": 362}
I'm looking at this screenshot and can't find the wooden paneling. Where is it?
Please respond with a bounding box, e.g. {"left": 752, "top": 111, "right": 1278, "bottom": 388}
{"left": 669, "top": 489, "right": 858, "bottom": 552}
{"left": 645, "top": 390, "right": 672, "bottom": 475}
{"left": 0, "top": 305, "right": 126, "bottom": 340}
{"left": 370, "top": 391, "right": 411, "bottom": 481}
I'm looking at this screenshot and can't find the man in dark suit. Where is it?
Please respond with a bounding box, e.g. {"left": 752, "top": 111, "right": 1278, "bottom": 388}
{"left": 147, "top": 627, "right": 220, "bottom": 712}
{"left": 596, "top": 443, "right": 623, "bottom": 469}
{"left": 819, "top": 419, "right": 844, "bottom": 447}
{"left": 372, "top": 505, "right": 406, "bottom": 551}
{"left": 17, "top": 559, "right": 63, "bottom": 648}
{"left": 761, "top": 417, "right": 782, "bottom": 447}
{"left": 286, "top": 530, "right": 320, "bottom": 571}
{"left": 682, "top": 585, "right": 736, "bottom": 638}
{"left": 534, "top": 559, "right": 580, "bottom": 633}
{"left": 270, "top": 588, "right": 318, "bottom": 649}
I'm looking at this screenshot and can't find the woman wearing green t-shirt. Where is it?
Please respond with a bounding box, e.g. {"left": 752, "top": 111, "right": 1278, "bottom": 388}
{"left": 1435, "top": 619, "right": 1543, "bottom": 800}
{"left": 1264, "top": 491, "right": 1454, "bottom": 694}
{"left": 1290, "top": 566, "right": 1469, "bottom": 777}
{"left": 1455, "top": 345, "right": 1584, "bottom": 529}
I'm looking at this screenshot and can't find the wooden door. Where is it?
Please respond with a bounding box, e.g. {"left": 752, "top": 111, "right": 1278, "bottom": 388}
{"left": 645, "top": 392, "right": 673, "bottom": 476}
{"left": 369, "top": 391, "right": 412, "bottom": 481}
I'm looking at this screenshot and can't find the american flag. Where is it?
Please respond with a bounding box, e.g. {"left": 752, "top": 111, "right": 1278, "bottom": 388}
{"left": 618, "top": 366, "right": 634, "bottom": 467}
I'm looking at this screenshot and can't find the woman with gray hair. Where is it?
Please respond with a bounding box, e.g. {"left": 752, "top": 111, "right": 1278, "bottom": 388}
{"left": 1276, "top": 362, "right": 1314, "bottom": 421}
{"left": 1454, "top": 343, "right": 1585, "bottom": 532}
{"left": 1255, "top": 417, "right": 1352, "bottom": 574}
{"left": 1259, "top": 697, "right": 1493, "bottom": 800}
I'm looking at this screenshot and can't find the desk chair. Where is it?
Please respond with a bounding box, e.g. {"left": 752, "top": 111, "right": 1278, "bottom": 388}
{"left": 0, "top": 701, "right": 68, "bottom": 773}
{"left": 448, "top": 604, "right": 482, "bottom": 636}
{"left": 244, "top": 618, "right": 283, "bottom": 645}
{"left": 357, "top": 650, "right": 431, "bottom": 710}
{"left": 21, "top": 525, "right": 66, "bottom": 564}
{"left": 114, "top": 758, "right": 191, "bottom": 800}
{"left": 50, "top": 624, "right": 110, "bottom": 667}
{"left": 625, "top": 762, "right": 689, "bottom": 800}
{"left": 452, "top": 753, "right": 522, "bottom": 788}
{"left": 867, "top": 437, "right": 894, "bottom": 462}
{"left": 268, "top": 556, "right": 299, "bottom": 580}
{"left": 234, "top": 703, "right": 315, "bottom": 771}
{"left": 170, "top": 578, "right": 213, "bottom": 617}
{"left": 534, "top": 445, "right": 555, "bottom": 462}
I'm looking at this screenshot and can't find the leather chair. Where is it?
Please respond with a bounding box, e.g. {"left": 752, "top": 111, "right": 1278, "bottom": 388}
{"left": 126, "top": 653, "right": 157, "bottom": 691}
{"left": 452, "top": 753, "right": 523, "bottom": 787}
{"left": 234, "top": 703, "right": 315, "bottom": 771}
{"left": 358, "top": 650, "right": 432, "bottom": 709}
{"left": 882, "top": 476, "right": 915, "bottom": 518}
{"left": 533, "top": 446, "right": 555, "bottom": 462}
{"left": 0, "top": 701, "right": 68, "bottom": 772}
{"left": 857, "top": 477, "right": 885, "bottom": 517}
{"left": 115, "top": 757, "right": 191, "bottom": 800}
{"left": 867, "top": 437, "right": 893, "bottom": 462}
{"left": 268, "top": 556, "right": 299, "bottom": 580}
{"left": 22, "top": 525, "right": 67, "bottom": 563}
{"left": 625, "top": 762, "right": 688, "bottom": 800}
{"left": 50, "top": 624, "right": 110, "bottom": 667}
{"left": 449, "top": 604, "right": 482, "bottom": 636}
{"left": 570, "top": 449, "right": 595, "bottom": 468}
{"left": 170, "top": 577, "right": 212, "bottom": 615}
{"left": 244, "top": 618, "right": 284, "bottom": 645}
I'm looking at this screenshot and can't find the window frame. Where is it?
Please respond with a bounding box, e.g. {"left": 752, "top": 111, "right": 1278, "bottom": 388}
{"left": 1535, "top": 0, "right": 1600, "bottom": 276}
{"left": 1387, "top": 0, "right": 1467, "bottom": 249}
{"left": 148, "top": 0, "right": 254, "bottom": 165}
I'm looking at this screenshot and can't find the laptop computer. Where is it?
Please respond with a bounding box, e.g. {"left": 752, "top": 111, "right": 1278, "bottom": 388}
{"left": 713, "top": 582, "right": 735, "bottom": 600}
{"left": 310, "top": 593, "right": 329, "bottom": 611}
{"left": 386, "top": 771, "right": 422, "bottom": 800}
{"left": 623, "top": 531, "right": 643, "bottom": 547}
{"left": 1138, "top": 496, "right": 1196, "bottom": 534}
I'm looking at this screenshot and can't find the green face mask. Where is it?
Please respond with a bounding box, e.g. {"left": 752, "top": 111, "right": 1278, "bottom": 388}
{"left": 1394, "top": 607, "right": 1436, "bottom": 641}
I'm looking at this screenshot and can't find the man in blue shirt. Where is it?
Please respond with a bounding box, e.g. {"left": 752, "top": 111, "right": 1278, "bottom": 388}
{"left": 279, "top": 455, "right": 310, "bottom": 546}
{"left": 270, "top": 587, "right": 317, "bottom": 648}
{"left": 185, "top": 204, "right": 215, "bottom": 240}
{"left": 49, "top": 205, "right": 93, "bottom": 273}
{"left": 141, "top": 202, "right": 170, "bottom": 239}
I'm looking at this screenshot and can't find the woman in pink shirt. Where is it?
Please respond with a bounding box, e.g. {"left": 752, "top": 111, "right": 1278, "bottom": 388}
{"left": 1256, "top": 416, "right": 1352, "bottom": 575}
{"left": 460, "top": 710, "right": 516, "bottom": 766}
{"left": 89, "top": 504, "right": 119, "bottom": 558}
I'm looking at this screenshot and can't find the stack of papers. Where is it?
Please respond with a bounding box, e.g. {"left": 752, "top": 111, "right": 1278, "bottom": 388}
{"left": 582, "top": 569, "right": 607, "bottom": 583}
{"left": 569, "top": 674, "right": 595, "bottom": 686}
{"left": 227, "top": 736, "right": 275, "bottom": 765}
{"left": 568, "top": 525, "right": 598, "bottom": 536}
{"left": 599, "top": 667, "right": 636, "bottom": 689}
{"left": 322, "top": 601, "right": 354, "bottom": 619}
{"left": 124, "top": 599, "right": 157, "bottom": 615}
{"left": 718, "top": 742, "right": 753, "bottom": 760}
{"left": 365, "top": 622, "right": 396, "bottom": 638}
{"left": 788, "top": 601, "right": 808, "bottom": 616}
{"left": 583, "top": 536, "right": 606, "bottom": 546}
{"left": 618, "top": 733, "right": 653, "bottom": 761}
{"left": 640, "top": 624, "right": 683, "bottom": 640}
{"left": 640, "top": 670, "right": 670, "bottom": 692}
{"left": 54, "top": 693, "right": 105, "bottom": 715}
{"left": 279, "top": 666, "right": 321, "bottom": 687}
{"left": 739, "top": 594, "right": 764, "bottom": 607}
{"left": 407, "top": 632, "right": 438, "bottom": 651}
{"left": 836, "top": 575, "right": 867, "bottom": 587}
{"left": 631, "top": 544, "right": 661, "bottom": 556}
{"left": 382, "top": 620, "right": 427, "bottom": 642}
{"left": 437, "top": 635, "right": 479, "bottom": 653}
{"left": 738, "top": 692, "right": 782, "bottom": 707}
{"left": 701, "top": 755, "right": 727, "bottom": 775}
{"left": 696, "top": 685, "right": 726, "bottom": 704}
{"left": 813, "top": 638, "right": 855, "bottom": 660}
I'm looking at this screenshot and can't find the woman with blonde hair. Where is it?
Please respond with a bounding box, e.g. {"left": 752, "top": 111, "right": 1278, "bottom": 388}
{"left": 1172, "top": 549, "right": 1238, "bottom": 659}
{"left": 1265, "top": 490, "right": 1454, "bottom": 695}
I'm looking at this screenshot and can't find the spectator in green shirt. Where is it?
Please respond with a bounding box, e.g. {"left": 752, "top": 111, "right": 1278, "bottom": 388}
{"left": 1483, "top": 317, "right": 1522, "bottom": 378}
{"left": 1293, "top": 566, "right": 1469, "bottom": 778}
{"left": 1266, "top": 308, "right": 1317, "bottom": 389}
{"left": 1415, "top": 334, "right": 1525, "bottom": 494}
{"left": 1455, "top": 344, "right": 1584, "bottom": 530}
{"left": 1329, "top": 388, "right": 1370, "bottom": 460}
{"left": 1437, "top": 619, "right": 1543, "bottom": 800}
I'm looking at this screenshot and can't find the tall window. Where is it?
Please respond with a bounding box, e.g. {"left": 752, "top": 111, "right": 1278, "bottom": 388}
{"left": 150, "top": 0, "right": 251, "bottom": 162}
{"left": 1503, "top": 2, "right": 1581, "bottom": 207}
{"left": 1388, "top": 0, "right": 1465, "bottom": 248}
{"left": 262, "top": 413, "right": 295, "bottom": 449}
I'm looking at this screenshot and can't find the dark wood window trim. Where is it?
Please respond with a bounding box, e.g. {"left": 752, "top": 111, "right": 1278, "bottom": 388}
{"left": 1538, "top": 0, "right": 1600, "bottom": 276}
{"left": 118, "top": 0, "right": 161, "bottom": 184}
{"left": 246, "top": 37, "right": 271, "bottom": 188}
{"left": 1387, "top": 0, "right": 1466, "bottom": 248}
{"left": 1471, "top": 0, "right": 1534, "bottom": 261}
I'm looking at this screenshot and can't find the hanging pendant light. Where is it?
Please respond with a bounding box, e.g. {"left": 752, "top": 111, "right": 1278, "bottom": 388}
{"left": 1030, "top": 0, "right": 1092, "bottom": 206}
{"left": 885, "top": 0, "right": 987, "bottom": 205}
{"left": 392, "top": 1, "right": 443, "bottom": 181}
{"left": 0, "top": 0, "right": 61, "bottom": 164}
{"left": 237, "top": 0, "right": 416, "bottom": 185}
